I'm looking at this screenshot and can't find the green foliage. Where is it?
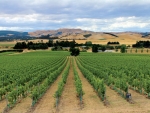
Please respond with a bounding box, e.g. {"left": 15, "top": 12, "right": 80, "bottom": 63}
{"left": 14, "top": 41, "right": 48, "bottom": 50}
{"left": 92, "top": 44, "right": 98, "bottom": 52}
{"left": 101, "top": 46, "right": 106, "bottom": 52}
{"left": 107, "top": 41, "right": 119, "bottom": 45}
{"left": 76, "top": 53, "right": 150, "bottom": 99}
{"left": 54, "top": 62, "right": 70, "bottom": 98}
{"left": 132, "top": 40, "right": 150, "bottom": 48}
{"left": 76, "top": 58, "right": 106, "bottom": 101}
{"left": 70, "top": 48, "right": 80, "bottom": 56}
{"left": 135, "top": 49, "right": 138, "bottom": 53}
{"left": 83, "top": 34, "right": 92, "bottom": 38}
{"left": 85, "top": 41, "right": 92, "bottom": 46}
{"left": 73, "top": 60, "right": 84, "bottom": 98}
{"left": 46, "top": 40, "right": 53, "bottom": 47}
{"left": 0, "top": 51, "right": 69, "bottom": 107}
{"left": 120, "top": 45, "right": 126, "bottom": 53}
{"left": 51, "top": 46, "right": 63, "bottom": 51}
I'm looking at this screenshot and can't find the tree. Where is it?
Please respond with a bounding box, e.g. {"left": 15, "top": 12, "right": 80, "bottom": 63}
{"left": 135, "top": 49, "right": 137, "bottom": 53}
{"left": 46, "top": 40, "right": 53, "bottom": 47}
{"left": 141, "top": 48, "right": 143, "bottom": 53}
{"left": 14, "top": 42, "right": 27, "bottom": 49}
{"left": 70, "top": 39, "right": 76, "bottom": 48}
{"left": 85, "top": 41, "right": 92, "bottom": 46}
{"left": 116, "top": 49, "right": 118, "bottom": 52}
{"left": 92, "top": 45, "right": 98, "bottom": 52}
{"left": 83, "top": 34, "right": 91, "bottom": 38}
{"left": 120, "top": 45, "right": 126, "bottom": 53}
{"left": 101, "top": 46, "right": 106, "bottom": 52}
{"left": 70, "top": 48, "right": 80, "bottom": 56}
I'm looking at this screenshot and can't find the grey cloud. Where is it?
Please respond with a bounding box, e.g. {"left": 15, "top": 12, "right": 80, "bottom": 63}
{"left": 0, "top": 0, "right": 150, "bottom": 31}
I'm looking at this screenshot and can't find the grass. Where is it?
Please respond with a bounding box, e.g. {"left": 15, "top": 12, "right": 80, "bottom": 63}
{"left": 0, "top": 43, "right": 15, "bottom": 49}
{"left": 99, "top": 38, "right": 106, "bottom": 40}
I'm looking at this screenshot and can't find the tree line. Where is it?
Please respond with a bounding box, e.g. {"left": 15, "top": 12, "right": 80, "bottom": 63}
{"left": 107, "top": 41, "right": 120, "bottom": 45}
{"left": 92, "top": 44, "right": 123, "bottom": 52}
{"left": 13, "top": 42, "right": 48, "bottom": 50}
{"left": 132, "top": 41, "right": 150, "bottom": 48}
{"left": 13, "top": 40, "right": 77, "bottom": 50}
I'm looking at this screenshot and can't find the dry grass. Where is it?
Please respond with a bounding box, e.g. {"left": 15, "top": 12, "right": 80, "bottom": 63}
{"left": 0, "top": 33, "right": 150, "bottom": 49}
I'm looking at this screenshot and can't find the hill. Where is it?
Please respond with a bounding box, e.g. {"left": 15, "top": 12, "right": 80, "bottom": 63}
{"left": 0, "top": 29, "right": 150, "bottom": 45}
{"left": 0, "top": 30, "right": 30, "bottom": 41}
{"left": 28, "top": 28, "right": 94, "bottom": 38}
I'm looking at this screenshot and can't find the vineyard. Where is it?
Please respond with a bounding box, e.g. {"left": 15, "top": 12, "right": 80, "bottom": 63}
{"left": 0, "top": 51, "right": 150, "bottom": 113}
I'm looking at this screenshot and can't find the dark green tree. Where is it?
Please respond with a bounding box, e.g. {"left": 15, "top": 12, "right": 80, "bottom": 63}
{"left": 85, "top": 41, "right": 92, "bottom": 46}
{"left": 141, "top": 49, "right": 143, "bottom": 53}
{"left": 135, "top": 49, "right": 137, "bottom": 53}
{"left": 101, "top": 46, "right": 106, "bottom": 52}
{"left": 92, "top": 45, "right": 98, "bottom": 52}
{"left": 46, "top": 40, "right": 53, "bottom": 47}
{"left": 70, "top": 48, "right": 80, "bottom": 56}
{"left": 120, "top": 45, "right": 126, "bottom": 53}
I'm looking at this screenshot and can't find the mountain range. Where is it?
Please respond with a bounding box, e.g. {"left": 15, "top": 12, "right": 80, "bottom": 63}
{"left": 0, "top": 29, "right": 150, "bottom": 41}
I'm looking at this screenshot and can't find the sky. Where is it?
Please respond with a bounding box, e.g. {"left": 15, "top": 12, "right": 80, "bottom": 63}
{"left": 0, "top": 0, "right": 150, "bottom": 32}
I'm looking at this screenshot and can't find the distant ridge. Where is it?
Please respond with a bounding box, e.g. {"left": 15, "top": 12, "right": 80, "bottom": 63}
{"left": 0, "top": 29, "right": 150, "bottom": 41}
{"left": 0, "top": 30, "right": 29, "bottom": 41}
{"left": 28, "top": 28, "right": 93, "bottom": 38}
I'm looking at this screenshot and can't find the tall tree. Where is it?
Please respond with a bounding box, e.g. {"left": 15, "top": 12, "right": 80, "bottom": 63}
{"left": 92, "top": 45, "right": 98, "bottom": 52}
{"left": 120, "top": 45, "right": 126, "bottom": 53}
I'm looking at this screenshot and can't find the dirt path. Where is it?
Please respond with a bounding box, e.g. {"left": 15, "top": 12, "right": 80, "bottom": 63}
{"left": 104, "top": 86, "right": 150, "bottom": 113}
{"left": 0, "top": 99, "right": 6, "bottom": 113}
{"left": 128, "top": 89, "right": 150, "bottom": 112}
{"left": 73, "top": 57, "right": 107, "bottom": 113}
{"left": 105, "top": 86, "right": 138, "bottom": 113}
{"left": 29, "top": 58, "right": 70, "bottom": 113}
{"left": 57, "top": 57, "right": 79, "bottom": 113}
{"left": 9, "top": 97, "right": 32, "bottom": 113}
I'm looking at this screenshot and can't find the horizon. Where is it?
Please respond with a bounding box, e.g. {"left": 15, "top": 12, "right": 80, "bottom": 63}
{"left": 0, "top": 0, "right": 150, "bottom": 32}
{"left": 0, "top": 28, "right": 149, "bottom": 33}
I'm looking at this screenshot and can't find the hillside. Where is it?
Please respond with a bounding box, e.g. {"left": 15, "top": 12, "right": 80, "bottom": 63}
{"left": 0, "top": 30, "right": 30, "bottom": 41}
{"left": 28, "top": 28, "right": 93, "bottom": 38}
{"left": 0, "top": 29, "right": 150, "bottom": 45}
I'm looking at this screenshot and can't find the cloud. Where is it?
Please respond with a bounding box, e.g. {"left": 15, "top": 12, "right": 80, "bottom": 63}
{"left": 0, "top": 0, "right": 150, "bottom": 31}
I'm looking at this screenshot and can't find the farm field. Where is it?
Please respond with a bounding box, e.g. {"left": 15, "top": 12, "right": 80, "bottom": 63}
{"left": 0, "top": 51, "right": 150, "bottom": 113}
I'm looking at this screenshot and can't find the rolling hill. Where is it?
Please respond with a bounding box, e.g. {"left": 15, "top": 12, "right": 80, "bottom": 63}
{"left": 0, "top": 30, "right": 30, "bottom": 41}
{"left": 0, "top": 29, "right": 150, "bottom": 45}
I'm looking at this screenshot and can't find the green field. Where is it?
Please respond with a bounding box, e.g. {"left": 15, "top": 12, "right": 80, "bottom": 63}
{"left": 0, "top": 51, "right": 150, "bottom": 112}
{"left": 77, "top": 52, "right": 150, "bottom": 96}
{"left": 0, "top": 51, "right": 69, "bottom": 106}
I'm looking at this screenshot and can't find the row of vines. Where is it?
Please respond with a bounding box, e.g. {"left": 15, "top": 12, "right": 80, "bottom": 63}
{"left": 75, "top": 57, "right": 106, "bottom": 101}
{"left": 0, "top": 51, "right": 69, "bottom": 107}
{"left": 76, "top": 53, "right": 150, "bottom": 98}
{"left": 54, "top": 58, "right": 70, "bottom": 107}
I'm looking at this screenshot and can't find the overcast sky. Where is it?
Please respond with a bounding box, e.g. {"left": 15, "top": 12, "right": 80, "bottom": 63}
{"left": 0, "top": 0, "right": 150, "bottom": 32}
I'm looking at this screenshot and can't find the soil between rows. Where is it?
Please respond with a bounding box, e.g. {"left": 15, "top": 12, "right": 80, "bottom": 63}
{"left": 57, "top": 57, "right": 79, "bottom": 113}
{"left": 0, "top": 99, "right": 6, "bottom": 113}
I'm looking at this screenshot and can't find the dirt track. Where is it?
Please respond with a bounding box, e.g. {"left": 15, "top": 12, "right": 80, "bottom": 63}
{"left": 57, "top": 57, "right": 79, "bottom": 113}
{"left": 0, "top": 99, "right": 6, "bottom": 113}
